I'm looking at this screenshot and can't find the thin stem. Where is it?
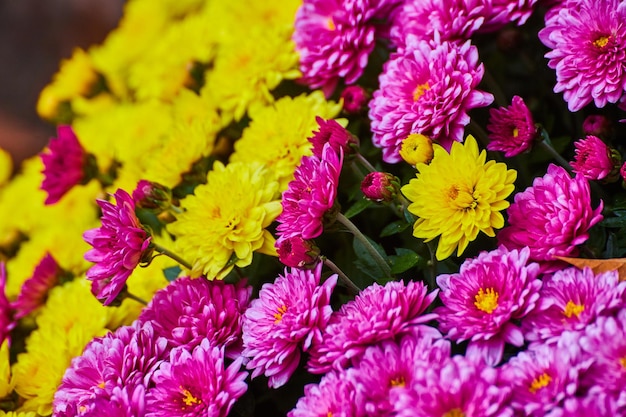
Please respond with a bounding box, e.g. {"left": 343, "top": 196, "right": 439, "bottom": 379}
{"left": 482, "top": 67, "right": 508, "bottom": 107}
{"left": 468, "top": 120, "right": 491, "bottom": 149}
{"left": 425, "top": 241, "right": 438, "bottom": 292}
{"left": 537, "top": 139, "right": 574, "bottom": 175}
{"left": 126, "top": 291, "right": 148, "bottom": 305}
{"left": 153, "top": 243, "right": 193, "bottom": 270}
{"left": 356, "top": 152, "right": 377, "bottom": 173}
{"left": 336, "top": 212, "right": 393, "bottom": 279}
{"left": 322, "top": 257, "right": 361, "bottom": 294}
{"left": 169, "top": 205, "right": 183, "bottom": 214}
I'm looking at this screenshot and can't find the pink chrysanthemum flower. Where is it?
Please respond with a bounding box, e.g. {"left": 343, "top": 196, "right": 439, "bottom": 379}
{"left": 389, "top": 0, "right": 487, "bottom": 49}
{"left": 571, "top": 135, "right": 620, "bottom": 181}
{"left": 79, "top": 383, "right": 146, "bottom": 417}
{"left": 83, "top": 188, "right": 153, "bottom": 305}
{"left": 350, "top": 333, "right": 451, "bottom": 416}
{"left": 275, "top": 142, "right": 343, "bottom": 240}
{"left": 479, "top": 0, "right": 540, "bottom": 32}
{"left": 145, "top": 339, "right": 248, "bottom": 417}
{"left": 522, "top": 267, "right": 626, "bottom": 344}
{"left": 498, "top": 164, "right": 604, "bottom": 272}
{"left": 307, "top": 280, "right": 438, "bottom": 374}
{"left": 0, "top": 264, "right": 15, "bottom": 347}
{"left": 369, "top": 35, "right": 493, "bottom": 162}
{"left": 487, "top": 95, "right": 538, "bottom": 157}
{"left": 391, "top": 355, "right": 513, "bottom": 417}
{"left": 499, "top": 343, "right": 579, "bottom": 415}
{"left": 582, "top": 114, "right": 613, "bottom": 138}
{"left": 538, "top": 0, "right": 626, "bottom": 112}
{"left": 293, "top": 0, "right": 401, "bottom": 96}
{"left": 288, "top": 370, "right": 365, "bottom": 417}
{"left": 13, "top": 253, "right": 62, "bottom": 319}
{"left": 557, "top": 393, "right": 622, "bottom": 417}
{"left": 435, "top": 246, "right": 542, "bottom": 366}
{"left": 242, "top": 263, "right": 337, "bottom": 388}
{"left": 275, "top": 236, "right": 320, "bottom": 268}
{"left": 309, "top": 116, "right": 358, "bottom": 158}
{"left": 340, "top": 85, "right": 369, "bottom": 114}
{"left": 40, "top": 125, "right": 88, "bottom": 205}
{"left": 138, "top": 277, "right": 252, "bottom": 358}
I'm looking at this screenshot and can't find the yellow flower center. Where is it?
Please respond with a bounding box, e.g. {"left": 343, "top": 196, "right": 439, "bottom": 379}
{"left": 529, "top": 373, "right": 552, "bottom": 394}
{"left": 326, "top": 17, "right": 336, "bottom": 31}
{"left": 563, "top": 300, "right": 585, "bottom": 319}
{"left": 446, "top": 184, "right": 478, "bottom": 210}
{"left": 97, "top": 381, "right": 106, "bottom": 389}
{"left": 181, "top": 388, "right": 201, "bottom": 407}
{"left": 389, "top": 376, "right": 406, "bottom": 388}
{"left": 274, "top": 304, "right": 288, "bottom": 324}
{"left": 593, "top": 35, "right": 610, "bottom": 48}
{"left": 512, "top": 127, "right": 519, "bottom": 138}
{"left": 413, "top": 82, "right": 430, "bottom": 101}
{"left": 474, "top": 288, "right": 499, "bottom": 314}
{"left": 620, "top": 357, "right": 626, "bottom": 368}
{"left": 443, "top": 408, "right": 465, "bottom": 417}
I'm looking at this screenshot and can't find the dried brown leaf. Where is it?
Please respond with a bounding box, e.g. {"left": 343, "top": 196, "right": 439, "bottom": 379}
{"left": 555, "top": 256, "right": 626, "bottom": 280}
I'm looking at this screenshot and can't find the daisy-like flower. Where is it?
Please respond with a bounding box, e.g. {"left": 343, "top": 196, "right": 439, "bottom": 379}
{"left": 436, "top": 246, "right": 542, "bottom": 366}
{"left": 538, "top": 0, "right": 626, "bottom": 112}
{"left": 571, "top": 135, "right": 621, "bottom": 181}
{"left": 167, "top": 161, "right": 282, "bottom": 279}
{"left": 369, "top": 35, "right": 493, "bottom": 162}
{"left": 275, "top": 142, "right": 343, "bottom": 241}
{"left": 401, "top": 135, "right": 517, "bottom": 260}
{"left": 138, "top": 277, "right": 251, "bottom": 358}
{"left": 40, "top": 125, "right": 89, "bottom": 205}
{"left": 307, "top": 280, "right": 438, "bottom": 374}
{"left": 498, "top": 164, "right": 604, "bottom": 272}
{"left": 145, "top": 339, "right": 248, "bottom": 417}
{"left": 83, "top": 188, "right": 153, "bottom": 305}
{"left": 308, "top": 116, "right": 358, "bottom": 158}
{"left": 523, "top": 267, "right": 626, "bottom": 344}
{"left": 242, "top": 263, "right": 337, "bottom": 388}
{"left": 487, "top": 95, "right": 538, "bottom": 157}
{"left": 391, "top": 355, "right": 513, "bottom": 417}
{"left": 13, "top": 253, "right": 63, "bottom": 319}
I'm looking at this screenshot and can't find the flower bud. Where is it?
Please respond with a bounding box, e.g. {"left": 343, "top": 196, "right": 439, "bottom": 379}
{"left": 361, "top": 172, "right": 400, "bottom": 203}
{"left": 571, "top": 135, "right": 621, "bottom": 182}
{"left": 399, "top": 134, "right": 434, "bottom": 167}
{"left": 340, "top": 85, "right": 369, "bottom": 114}
{"left": 309, "top": 117, "right": 359, "bottom": 158}
{"left": 582, "top": 115, "right": 613, "bottom": 138}
{"left": 132, "top": 180, "right": 173, "bottom": 212}
{"left": 276, "top": 236, "right": 320, "bottom": 268}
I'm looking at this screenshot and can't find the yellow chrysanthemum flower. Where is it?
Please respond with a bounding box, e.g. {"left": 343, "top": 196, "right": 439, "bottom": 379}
{"left": 401, "top": 135, "right": 517, "bottom": 260}
{"left": 167, "top": 161, "right": 282, "bottom": 279}
{"left": 0, "top": 340, "right": 13, "bottom": 398}
{"left": 0, "top": 412, "right": 37, "bottom": 417}
{"left": 229, "top": 92, "right": 343, "bottom": 190}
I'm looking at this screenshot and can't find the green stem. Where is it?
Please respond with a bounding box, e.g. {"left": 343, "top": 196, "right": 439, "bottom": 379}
{"left": 425, "top": 241, "right": 438, "bottom": 292}
{"left": 322, "top": 257, "right": 361, "bottom": 294}
{"left": 356, "top": 152, "right": 377, "bottom": 173}
{"left": 537, "top": 139, "right": 574, "bottom": 175}
{"left": 468, "top": 120, "right": 491, "bottom": 150}
{"left": 126, "top": 291, "right": 148, "bottom": 305}
{"left": 482, "top": 67, "right": 508, "bottom": 108}
{"left": 169, "top": 204, "right": 183, "bottom": 214}
{"left": 336, "top": 212, "right": 393, "bottom": 279}
{"left": 153, "top": 243, "right": 193, "bottom": 270}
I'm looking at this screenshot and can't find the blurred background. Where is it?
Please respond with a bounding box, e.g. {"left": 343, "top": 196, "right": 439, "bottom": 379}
{"left": 0, "top": 0, "right": 124, "bottom": 170}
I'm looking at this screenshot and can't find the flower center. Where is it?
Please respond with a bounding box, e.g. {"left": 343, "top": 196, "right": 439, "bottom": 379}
{"left": 413, "top": 82, "right": 430, "bottom": 101}
{"left": 562, "top": 300, "right": 584, "bottom": 319}
{"left": 447, "top": 185, "right": 478, "bottom": 210}
{"left": 620, "top": 357, "right": 626, "bottom": 368}
{"left": 593, "top": 35, "right": 610, "bottom": 48}
{"left": 97, "top": 381, "right": 105, "bottom": 389}
{"left": 326, "top": 17, "right": 336, "bottom": 31}
{"left": 512, "top": 127, "right": 519, "bottom": 138}
{"left": 389, "top": 375, "right": 406, "bottom": 388}
{"left": 443, "top": 409, "right": 465, "bottom": 417}
{"left": 274, "top": 304, "right": 288, "bottom": 324}
{"left": 474, "top": 287, "right": 499, "bottom": 314}
{"left": 180, "top": 387, "right": 201, "bottom": 407}
{"left": 529, "top": 372, "right": 552, "bottom": 394}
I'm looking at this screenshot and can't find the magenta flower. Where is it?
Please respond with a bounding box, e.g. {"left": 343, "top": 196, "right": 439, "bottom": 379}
{"left": 557, "top": 393, "right": 622, "bottom": 417}
{"left": 138, "top": 277, "right": 252, "bottom": 358}
{"left": 307, "top": 280, "right": 438, "bottom": 374}
{"left": 0, "top": 263, "right": 15, "bottom": 347}
{"left": 487, "top": 95, "right": 538, "bottom": 157}
{"left": 538, "top": 0, "right": 626, "bottom": 112}
{"left": 435, "top": 246, "right": 541, "bottom": 366}
{"left": 40, "top": 125, "right": 88, "bottom": 205}
{"left": 479, "top": 0, "right": 540, "bottom": 32}
{"left": 275, "top": 142, "right": 343, "bottom": 240}
{"left": 275, "top": 236, "right": 320, "bottom": 268}
{"left": 79, "top": 384, "right": 146, "bottom": 417}
{"left": 369, "top": 35, "right": 493, "bottom": 162}
{"left": 288, "top": 370, "right": 365, "bottom": 417}
{"left": 498, "top": 164, "right": 604, "bottom": 272}
{"left": 391, "top": 355, "right": 513, "bottom": 417}
{"left": 145, "top": 339, "right": 248, "bottom": 417}
{"left": 582, "top": 114, "right": 613, "bottom": 137}
{"left": 340, "top": 85, "right": 369, "bottom": 114}
{"left": 12, "top": 253, "right": 62, "bottom": 319}
{"left": 523, "top": 268, "right": 626, "bottom": 344}
{"left": 83, "top": 188, "right": 153, "bottom": 305}
{"left": 360, "top": 172, "right": 400, "bottom": 203}
{"left": 242, "top": 263, "right": 337, "bottom": 388}
{"left": 571, "top": 135, "right": 620, "bottom": 181}
{"left": 308, "top": 116, "right": 358, "bottom": 158}
{"left": 132, "top": 180, "right": 172, "bottom": 212}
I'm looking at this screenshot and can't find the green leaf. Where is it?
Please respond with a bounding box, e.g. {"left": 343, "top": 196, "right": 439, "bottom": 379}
{"left": 380, "top": 220, "right": 410, "bottom": 237}
{"left": 601, "top": 216, "right": 626, "bottom": 228}
{"left": 163, "top": 265, "right": 181, "bottom": 282}
{"left": 344, "top": 198, "right": 373, "bottom": 219}
{"left": 352, "top": 234, "right": 392, "bottom": 283}
{"left": 389, "top": 248, "right": 422, "bottom": 274}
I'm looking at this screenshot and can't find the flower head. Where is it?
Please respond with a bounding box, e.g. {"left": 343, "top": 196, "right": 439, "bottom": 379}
{"left": 538, "top": 0, "right": 626, "bottom": 111}
{"left": 369, "top": 36, "right": 493, "bottom": 162}
{"left": 479, "top": 0, "right": 540, "bottom": 32}
{"left": 308, "top": 116, "right": 358, "bottom": 158}
{"left": 276, "top": 142, "right": 343, "bottom": 240}
{"left": 242, "top": 263, "right": 337, "bottom": 388}
{"left": 83, "top": 189, "right": 153, "bottom": 305}
{"left": 487, "top": 95, "right": 538, "bottom": 157}
{"left": 402, "top": 135, "right": 517, "bottom": 260}
{"left": 340, "top": 85, "right": 369, "bottom": 114}
{"left": 145, "top": 339, "right": 248, "bottom": 417}
{"left": 275, "top": 236, "right": 320, "bottom": 268}
{"left": 571, "top": 135, "right": 621, "bottom": 181}
{"left": 498, "top": 164, "right": 604, "bottom": 271}
{"left": 307, "top": 280, "right": 438, "bottom": 374}
{"left": 361, "top": 172, "right": 400, "bottom": 203}
{"left": 399, "top": 133, "right": 434, "bottom": 166}
{"left": 138, "top": 277, "right": 252, "bottom": 358}
{"left": 582, "top": 114, "right": 613, "bottom": 138}
{"left": 132, "top": 180, "right": 172, "bottom": 212}
{"left": 436, "top": 246, "right": 542, "bottom": 365}
{"left": 13, "top": 253, "right": 62, "bottom": 319}
{"left": 40, "top": 125, "right": 88, "bottom": 205}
